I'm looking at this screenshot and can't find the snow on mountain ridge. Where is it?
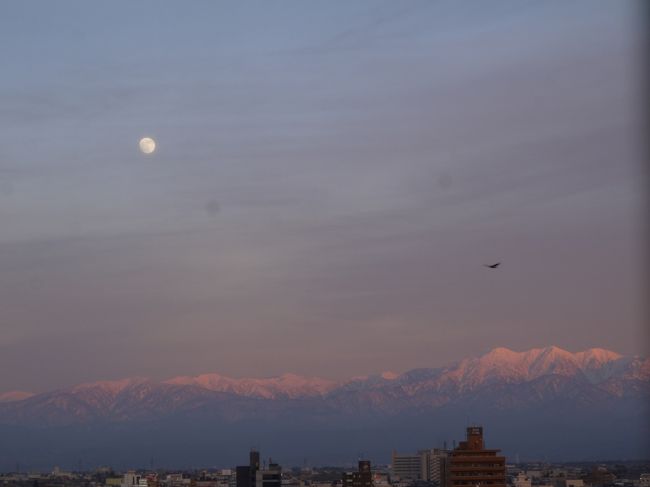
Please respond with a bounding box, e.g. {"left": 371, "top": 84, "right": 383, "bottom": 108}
{"left": 165, "top": 372, "right": 338, "bottom": 398}
{"left": 0, "top": 346, "right": 633, "bottom": 403}
{"left": 0, "top": 391, "right": 35, "bottom": 403}
{"left": 462, "top": 346, "right": 628, "bottom": 385}
{"left": 70, "top": 377, "right": 150, "bottom": 395}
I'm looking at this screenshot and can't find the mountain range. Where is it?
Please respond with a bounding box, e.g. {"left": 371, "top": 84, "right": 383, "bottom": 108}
{"left": 1, "top": 346, "right": 648, "bottom": 470}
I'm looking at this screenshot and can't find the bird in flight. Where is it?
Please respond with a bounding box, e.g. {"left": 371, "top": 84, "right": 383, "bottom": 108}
{"left": 484, "top": 262, "right": 501, "bottom": 269}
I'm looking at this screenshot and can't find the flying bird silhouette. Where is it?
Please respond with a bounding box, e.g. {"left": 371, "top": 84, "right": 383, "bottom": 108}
{"left": 484, "top": 262, "right": 501, "bottom": 269}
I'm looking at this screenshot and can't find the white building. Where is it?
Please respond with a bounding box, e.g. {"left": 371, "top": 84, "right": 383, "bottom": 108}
{"left": 391, "top": 451, "right": 421, "bottom": 481}
{"left": 122, "top": 471, "right": 148, "bottom": 487}
{"left": 421, "top": 449, "right": 448, "bottom": 485}
{"left": 514, "top": 473, "right": 532, "bottom": 487}
{"left": 391, "top": 449, "right": 447, "bottom": 483}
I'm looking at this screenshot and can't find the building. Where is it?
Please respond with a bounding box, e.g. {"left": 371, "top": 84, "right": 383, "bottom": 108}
{"left": 343, "top": 461, "right": 373, "bottom": 487}
{"left": 237, "top": 466, "right": 253, "bottom": 487}
{"left": 392, "top": 452, "right": 422, "bottom": 481}
{"left": 583, "top": 467, "right": 615, "bottom": 487}
{"left": 237, "top": 450, "right": 282, "bottom": 487}
{"left": 237, "top": 450, "right": 262, "bottom": 487}
{"left": 256, "top": 461, "right": 282, "bottom": 487}
{"left": 122, "top": 471, "right": 148, "bottom": 487}
{"left": 392, "top": 450, "right": 448, "bottom": 484}
{"left": 447, "top": 426, "right": 506, "bottom": 487}
{"left": 422, "top": 449, "right": 448, "bottom": 485}
{"left": 216, "top": 469, "right": 236, "bottom": 487}
{"left": 514, "top": 473, "right": 532, "bottom": 487}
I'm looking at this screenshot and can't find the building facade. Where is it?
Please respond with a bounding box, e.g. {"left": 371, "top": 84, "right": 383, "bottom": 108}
{"left": 256, "top": 462, "right": 282, "bottom": 487}
{"left": 421, "top": 449, "right": 448, "bottom": 485}
{"left": 447, "top": 427, "right": 505, "bottom": 487}
{"left": 391, "top": 449, "right": 448, "bottom": 484}
{"left": 237, "top": 450, "right": 272, "bottom": 487}
{"left": 392, "top": 452, "right": 422, "bottom": 481}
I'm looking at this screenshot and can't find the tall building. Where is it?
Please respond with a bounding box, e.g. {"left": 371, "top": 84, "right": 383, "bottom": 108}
{"left": 447, "top": 427, "right": 505, "bottom": 487}
{"left": 421, "top": 449, "right": 448, "bottom": 485}
{"left": 343, "top": 461, "right": 373, "bottom": 487}
{"left": 236, "top": 449, "right": 261, "bottom": 487}
{"left": 250, "top": 450, "right": 261, "bottom": 471}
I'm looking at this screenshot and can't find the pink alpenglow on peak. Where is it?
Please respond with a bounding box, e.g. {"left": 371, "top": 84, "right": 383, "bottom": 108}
{"left": 432, "top": 345, "right": 629, "bottom": 392}
{"left": 457, "top": 346, "right": 629, "bottom": 385}
{"left": 349, "top": 371, "right": 400, "bottom": 382}
{"left": 380, "top": 371, "right": 400, "bottom": 380}
{"left": 575, "top": 348, "right": 623, "bottom": 366}
{"left": 0, "top": 346, "right": 640, "bottom": 411}
{"left": 0, "top": 390, "right": 35, "bottom": 403}
{"left": 164, "top": 372, "right": 338, "bottom": 398}
{"left": 70, "top": 377, "right": 150, "bottom": 395}
{"left": 478, "top": 346, "right": 624, "bottom": 369}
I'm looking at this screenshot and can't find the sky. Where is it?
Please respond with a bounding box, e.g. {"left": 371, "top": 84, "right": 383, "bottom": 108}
{"left": 0, "top": 1, "right": 646, "bottom": 393}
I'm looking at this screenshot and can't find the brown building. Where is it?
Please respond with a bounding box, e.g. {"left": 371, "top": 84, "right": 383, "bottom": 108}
{"left": 343, "top": 461, "right": 373, "bottom": 487}
{"left": 583, "top": 466, "right": 616, "bottom": 487}
{"left": 447, "top": 427, "right": 506, "bottom": 487}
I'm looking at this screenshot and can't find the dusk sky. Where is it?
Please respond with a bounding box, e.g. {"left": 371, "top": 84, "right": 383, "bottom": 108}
{"left": 0, "top": 1, "right": 645, "bottom": 393}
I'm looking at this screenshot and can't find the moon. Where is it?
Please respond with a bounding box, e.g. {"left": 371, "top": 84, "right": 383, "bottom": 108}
{"left": 139, "top": 137, "right": 156, "bottom": 154}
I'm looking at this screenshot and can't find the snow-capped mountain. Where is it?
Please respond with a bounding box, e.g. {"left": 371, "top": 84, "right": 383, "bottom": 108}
{"left": 0, "top": 346, "right": 646, "bottom": 424}
{"left": 0, "top": 346, "right": 647, "bottom": 467}
{"left": 413, "top": 345, "right": 632, "bottom": 392}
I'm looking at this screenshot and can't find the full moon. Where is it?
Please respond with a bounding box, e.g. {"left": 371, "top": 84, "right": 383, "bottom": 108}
{"left": 139, "top": 137, "right": 156, "bottom": 154}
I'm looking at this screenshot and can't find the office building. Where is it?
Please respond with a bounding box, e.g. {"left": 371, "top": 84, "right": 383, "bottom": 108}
{"left": 237, "top": 450, "right": 261, "bottom": 487}
{"left": 392, "top": 450, "right": 448, "bottom": 484}
{"left": 422, "top": 449, "right": 448, "bottom": 485}
{"left": 392, "top": 452, "right": 422, "bottom": 481}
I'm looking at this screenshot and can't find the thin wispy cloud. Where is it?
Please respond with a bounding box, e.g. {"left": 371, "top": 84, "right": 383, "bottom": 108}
{"left": 0, "top": 0, "right": 644, "bottom": 393}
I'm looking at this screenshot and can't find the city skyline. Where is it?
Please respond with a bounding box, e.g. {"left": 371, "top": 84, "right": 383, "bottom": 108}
{"left": 0, "top": 2, "right": 646, "bottom": 395}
